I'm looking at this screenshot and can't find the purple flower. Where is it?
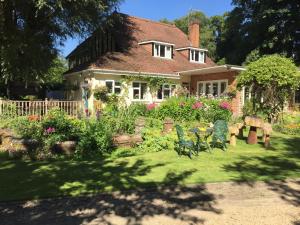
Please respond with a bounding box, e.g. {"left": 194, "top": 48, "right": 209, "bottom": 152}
{"left": 192, "top": 102, "right": 203, "bottom": 110}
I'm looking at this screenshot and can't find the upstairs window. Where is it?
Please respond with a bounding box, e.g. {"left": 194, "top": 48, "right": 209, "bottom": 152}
{"left": 154, "top": 43, "right": 172, "bottom": 59}
{"left": 105, "top": 80, "right": 121, "bottom": 95}
{"left": 190, "top": 50, "right": 205, "bottom": 63}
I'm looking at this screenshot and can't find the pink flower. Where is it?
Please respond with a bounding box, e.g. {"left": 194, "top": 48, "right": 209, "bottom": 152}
{"left": 147, "top": 103, "right": 156, "bottom": 111}
{"left": 192, "top": 102, "right": 203, "bottom": 110}
{"left": 179, "top": 102, "right": 185, "bottom": 108}
{"left": 44, "top": 127, "right": 55, "bottom": 135}
{"left": 219, "top": 101, "right": 231, "bottom": 110}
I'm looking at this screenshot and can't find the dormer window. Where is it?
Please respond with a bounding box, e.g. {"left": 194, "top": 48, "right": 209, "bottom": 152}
{"left": 190, "top": 50, "right": 205, "bottom": 63}
{"left": 154, "top": 43, "right": 172, "bottom": 59}
{"left": 138, "top": 41, "right": 174, "bottom": 59}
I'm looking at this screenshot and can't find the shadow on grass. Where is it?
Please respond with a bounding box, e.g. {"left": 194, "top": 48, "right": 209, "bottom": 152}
{"left": 223, "top": 135, "right": 300, "bottom": 207}
{"left": 0, "top": 156, "right": 221, "bottom": 225}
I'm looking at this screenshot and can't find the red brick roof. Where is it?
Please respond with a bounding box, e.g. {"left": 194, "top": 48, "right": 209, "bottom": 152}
{"left": 66, "top": 15, "right": 215, "bottom": 75}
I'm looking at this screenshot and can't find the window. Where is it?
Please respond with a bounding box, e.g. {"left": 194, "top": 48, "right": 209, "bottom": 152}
{"left": 197, "top": 80, "right": 228, "bottom": 97}
{"left": 154, "top": 43, "right": 172, "bottom": 59}
{"left": 190, "top": 50, "right": 205, "bottom": 63}
{"left": 132, "top": 82, "right": 147, "bottom": 100}
{"left": 157, "top": 84, "right": 176, "bottom": 100}
{"left": 295, "top": 89, "right": 300, "bottom": 104}
{"left": 105, "top": 80, "right": 121, "bottom": 95}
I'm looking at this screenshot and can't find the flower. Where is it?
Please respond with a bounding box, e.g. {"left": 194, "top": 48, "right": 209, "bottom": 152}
{"left": 219, "top": 101, "right": 231, "bottom": 110}
{"left": 192, "top": 102, "right": 203, "bottom": 110}
{"left": 44, "top": 127, "right": 55, "bottom": 135}
{"left": 147, "top": 103, "right": 156, "bottom": 111}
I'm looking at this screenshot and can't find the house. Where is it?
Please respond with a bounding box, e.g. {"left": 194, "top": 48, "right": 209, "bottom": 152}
{"left": 63, "top": 13, "right": 248, "bottom": 115}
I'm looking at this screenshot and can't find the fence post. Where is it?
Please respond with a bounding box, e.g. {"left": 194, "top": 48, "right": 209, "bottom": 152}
{"left": 45, "top": 98, "right": 48, "bottom": 115}
{"left": 0, "top": 98, "right": 2, "bottom": 116}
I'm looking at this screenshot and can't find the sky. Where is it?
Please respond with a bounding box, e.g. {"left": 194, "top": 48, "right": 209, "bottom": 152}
{"left": 60, "top": 0, "right": 233, "bottom": 57}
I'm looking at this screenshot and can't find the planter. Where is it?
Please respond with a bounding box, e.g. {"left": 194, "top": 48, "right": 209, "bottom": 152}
{"left": 163, "top": 117, "right": 174, "bottom": 134}
{"left": 135, "top": 117, "right": 146, "bottom": 134}
{"left": 113, "top": 134, "right": 143, "bottom": 148}
{"left": 53, "top": 141, "right": 77, "bottom": 156}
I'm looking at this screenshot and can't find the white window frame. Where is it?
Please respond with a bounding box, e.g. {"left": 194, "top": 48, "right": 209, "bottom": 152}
{"left": 157, "top": 83, "right": 177, "bottom": 100}
{"left": 294, "top": 89, "right": 300, "bottom": 105}
{"left": 197, "top": 80, "right": 228, "bottom": 97}
{"left": 154, "top": 43, "right": 172, "bottom": 59}
{"left": 190, "top": 50, "right": 205, "bottom": 63}
{"left": 132, "top": 81, "right": 147, "bottom": 100}
{"left": 105, "top": 80, "right": 122, "bottom": 95}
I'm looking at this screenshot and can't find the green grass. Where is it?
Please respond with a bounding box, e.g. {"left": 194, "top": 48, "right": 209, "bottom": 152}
{"left": 0, "top": 132, "right": 299, "bottom": 201}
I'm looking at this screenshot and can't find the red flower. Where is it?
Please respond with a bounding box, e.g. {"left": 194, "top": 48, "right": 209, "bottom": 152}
{"left": 147, "top": 103, "right": 156, "bottom": 111}
{"left": 219, "top": 101, "right": 231, "bottom": 110}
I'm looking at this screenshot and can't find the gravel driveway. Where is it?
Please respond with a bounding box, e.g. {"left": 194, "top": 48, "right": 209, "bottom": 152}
{"left": 0, "top": 179, "right": 299, "bottom": 225}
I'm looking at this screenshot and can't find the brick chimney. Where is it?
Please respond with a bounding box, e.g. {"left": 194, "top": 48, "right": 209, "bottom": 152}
{"left": 188, "top": 20, "right": 200, "bottom": 47}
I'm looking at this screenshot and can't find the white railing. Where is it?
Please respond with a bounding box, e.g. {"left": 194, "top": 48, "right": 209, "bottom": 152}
{"left": 0, "top": 99, "right": 83, "bottom": 117}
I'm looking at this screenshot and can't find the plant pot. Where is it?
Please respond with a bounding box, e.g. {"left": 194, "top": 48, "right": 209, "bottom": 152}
{"left": 53, "top": 141, "right": 76, "bottom": 156}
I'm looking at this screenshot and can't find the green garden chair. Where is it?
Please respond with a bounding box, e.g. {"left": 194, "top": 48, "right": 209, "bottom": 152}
{"left": 175, "top": 125, "right": 195, "bottom": 158}
{"left": 211, "top": 120, "right": 228, "bottom": 150}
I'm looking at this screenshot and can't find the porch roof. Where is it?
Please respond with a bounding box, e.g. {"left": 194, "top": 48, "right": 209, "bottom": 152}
{"left": 179, "top": 65, "right": 245, "bottom": 76}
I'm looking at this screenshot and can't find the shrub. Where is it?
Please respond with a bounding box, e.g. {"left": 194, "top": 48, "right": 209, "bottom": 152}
{"left": 76, "top": 120, "right": 113, "bottom": 158}
{"left": 93, "top": 85, "right": 109, "bottom": 102}
{"left": 273, "top": 123, "right": 300, "bottom": 135}
{"left": 150, "top": 97, "right": 232, "bottom": 123}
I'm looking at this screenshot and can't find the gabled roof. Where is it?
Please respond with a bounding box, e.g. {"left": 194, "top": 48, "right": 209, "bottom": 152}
{"left": 65, "top": 14, "right": 216, "bottom": 76}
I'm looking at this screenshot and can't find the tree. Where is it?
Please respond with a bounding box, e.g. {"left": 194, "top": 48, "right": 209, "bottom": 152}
{"left": 0, "top": 0, "right": 121, "bottom": 98}
{"left": 237, "top": 55, "right": 300, "bottom": 122}
{"left": 218, "top": 0, "right": 300, "bottom": 65}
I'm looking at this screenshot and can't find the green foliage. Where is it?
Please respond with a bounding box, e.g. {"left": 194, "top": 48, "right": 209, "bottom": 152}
{"left": 139, "top": 127, "right": 177, "bottom": 152}
{"left": 238, "top": 55, "right": 300, "bottom": 122}
{"left": 150, "top": 97, "right": 232, "bottom": 123}
{"left": 76, "top": 120, "right": 113, "bottom": 158}
{"left": 1, "top": 0, "right": 121, "bottom": 97}
{"left": 93, "top": 85, "right": 109, "bottom": 102}
{"left": 273, "top": 112, "right": 300, "bottom": 135}
{"left": 104, "top": 103, "right": 147, "bottom": 134}
{"left": 0, "top": 104, "right": 17, "bottom": 119}
{"left": 11, "top": 117, "right": 43, "bottom": 141}
{"left": 218, "top": 0, "right": 300, "bottom": 64}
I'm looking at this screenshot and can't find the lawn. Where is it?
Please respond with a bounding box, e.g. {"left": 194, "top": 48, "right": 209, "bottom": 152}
{"left": 0, "top": 132, "right": 299, "bottom": 201}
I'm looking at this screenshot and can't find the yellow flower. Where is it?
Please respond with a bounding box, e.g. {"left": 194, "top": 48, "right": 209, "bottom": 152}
{"left": 199, "top": 127, "right": 206, "bottom": 132}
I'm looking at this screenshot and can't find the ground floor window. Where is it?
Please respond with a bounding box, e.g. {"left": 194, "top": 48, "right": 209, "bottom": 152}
{"left": 105, "top": 80, "right": 121, "bottom": 95}
{"left": 295, "top": 89, "right": 300, "bottom": 104}
{"left": 197, "top": 80, "right": 228, "bottom": 97}
{"left": 132, "top": 82, "right": 147, "bottom": 100}
{"left": 157, "top": 84, "right": 176, "bottom": 100}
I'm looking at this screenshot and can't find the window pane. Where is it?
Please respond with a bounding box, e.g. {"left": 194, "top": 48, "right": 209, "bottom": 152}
{"left": 164, "top": 84, "right": 170, "bottom": 89}
{"left": 221, "top": 82, "right": 227, "bottom": 95}
{"left": 160, "top": 45, "right": 165, "bottom": 57}
{"left": 198, "top": 83, "right": 204, "bottom": 96}
{"left": 115, "top": 87, "right": 121, "bottom": 94}
{"left": 115, "top": 81, "right": 121, "bottom": 87}
{"left": 157, "top": 86, "right": 163, "bottom": 99}
{"left": 133, "top": 89, "right": 140, "bottom": 99}
{"left": 166, "top": 46, "right": 172, "bottom": 58}
{"left": 295, "top": 89, "right": 300, "bottom": 103}
{"left": 163, "top": 89, "right": 170, "bottom": 98}
{"left": 191, "top": 50, "right": 194, "bottom": 60}
{"left": 106, "top": 81, "right": 113, "bottom": 93}
{"left": 155, "top": 44, "right": 159, "bottom": 56}
{"left": 213, "top": 82, "right": 219, "bottom": 96}
{"left": 195, "top": 50, "right": 199, "bottom": 61}
{"left": 132, "top": 82, "right": 139, "bottom": 88}
{"left": 141, "top": 83, "right": 147, "bottom": 99}
{"left": 205, "top": 83, "right": 211, "bottom": 95}
{"left": 199, "top": 52, "right": 204, "bottom": 63}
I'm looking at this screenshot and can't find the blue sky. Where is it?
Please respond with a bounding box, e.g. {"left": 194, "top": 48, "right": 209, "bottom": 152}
{"left": 60, "top": 0, "right": 232, "bottom": 57}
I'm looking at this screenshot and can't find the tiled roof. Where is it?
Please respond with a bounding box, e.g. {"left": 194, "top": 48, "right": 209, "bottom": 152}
{"left": 65, "top": 15, "right": 215, "bottom": 75}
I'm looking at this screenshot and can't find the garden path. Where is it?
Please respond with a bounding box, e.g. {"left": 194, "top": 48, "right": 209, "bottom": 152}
{"left": 0, "top": 179, "right": 299, "bottom": 225}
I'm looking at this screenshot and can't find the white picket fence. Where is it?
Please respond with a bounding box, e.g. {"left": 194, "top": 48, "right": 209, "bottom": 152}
{"left": 0, "top": 99, "right": 83, "bottom": 117}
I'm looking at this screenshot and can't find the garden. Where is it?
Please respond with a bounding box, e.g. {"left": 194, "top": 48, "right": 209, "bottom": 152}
{"left": 0, "top": 55, "right": 300, "bottom": 201}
